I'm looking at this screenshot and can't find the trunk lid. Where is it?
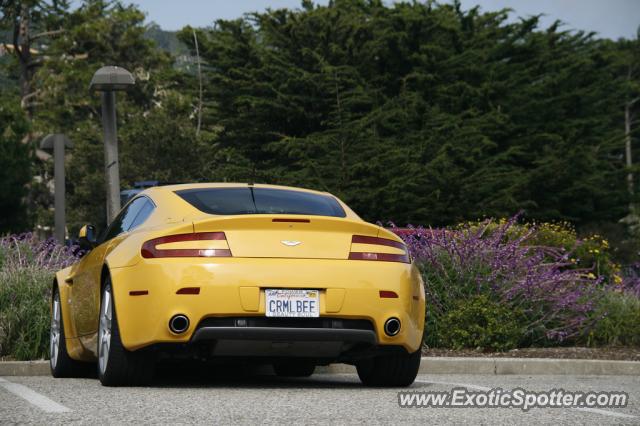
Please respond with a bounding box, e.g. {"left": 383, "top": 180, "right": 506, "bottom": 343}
{"left": 192, "top": 215, "right": 380, "bottom": 259}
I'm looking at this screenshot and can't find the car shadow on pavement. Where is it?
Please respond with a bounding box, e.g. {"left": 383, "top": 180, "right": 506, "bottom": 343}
{"left": 150, "top": 361, "right": 363, "bottom": 389}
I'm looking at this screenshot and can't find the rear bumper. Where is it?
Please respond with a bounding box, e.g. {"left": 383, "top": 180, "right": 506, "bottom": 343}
{"left": 192, "top": 316, "right": 377, "bottom": 345}
{"left": 108, "top": 257, "right": 425, "bottom": 355}
{"left": 191, "top": 327, "right": 377, "bottom": 360}
{"left": 192, "top": 327, "right": 376, "bottom": 343}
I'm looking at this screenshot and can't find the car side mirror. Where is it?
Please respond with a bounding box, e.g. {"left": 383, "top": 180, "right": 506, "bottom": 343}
{"left": 78, "top": 224, "right": 97, "bottom": 250}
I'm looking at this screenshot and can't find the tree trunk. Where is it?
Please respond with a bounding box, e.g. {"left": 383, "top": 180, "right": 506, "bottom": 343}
{"left": 16, "top": 3, "right": 32, "bottom": 118}
{"left": 625, "top": 102, "right": 633, "bottom": 199}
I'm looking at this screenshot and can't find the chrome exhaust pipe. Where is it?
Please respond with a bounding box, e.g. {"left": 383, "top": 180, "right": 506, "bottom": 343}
{"left": 384, "top": 317, "right": 401, "bottom": 336}
{"left": 169, "top": 314, "right": 190, "bottom": 334}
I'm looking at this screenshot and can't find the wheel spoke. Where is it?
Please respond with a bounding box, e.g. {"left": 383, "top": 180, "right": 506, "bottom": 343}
{"left": 99, "top": 287, "right": 112, "bottom": 375}
{"left": 104, "top": 292, "right": 111, "bottom": 321}
{"left": 50, "top": 294, "right": 61, "bottom": 368}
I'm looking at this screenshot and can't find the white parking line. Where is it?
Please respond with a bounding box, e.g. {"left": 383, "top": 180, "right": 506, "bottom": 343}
{"left": 0, "top": 377, "right": 70, "bottom": 413}
{"left": 415, "top": 379, "right": 637, "bottom": 420}
{"left": 416, "top": 379, "right": 491, "bottom": 391}
{"left": 573, "top": 406, "right": 637, "bottom": 419}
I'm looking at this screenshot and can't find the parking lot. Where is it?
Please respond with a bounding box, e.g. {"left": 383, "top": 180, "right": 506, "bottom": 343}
{"left": 0, "top": 369, "right": 638, "bottom": 424}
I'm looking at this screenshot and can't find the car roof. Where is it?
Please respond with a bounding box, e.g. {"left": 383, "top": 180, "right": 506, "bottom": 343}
{"left": 136, "top": 182, "right": 361, "bottom": 221}
{"left": 145, "top": 183, "right": 332, "bottom": 197}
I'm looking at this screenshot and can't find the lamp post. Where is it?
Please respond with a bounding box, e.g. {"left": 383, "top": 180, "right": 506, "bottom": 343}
{"left": 89, "top": 66, "right": 135, "bottom": 223}
{"left": 40, "top": 134, "right": 73, "bottom": 244}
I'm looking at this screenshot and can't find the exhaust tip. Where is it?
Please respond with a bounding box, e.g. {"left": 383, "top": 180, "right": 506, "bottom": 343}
{"left": 169, "top": 314, "right": 190, "bottom": 334}
{"left": 384, "top": 317, "right": 401, "bottom": 337}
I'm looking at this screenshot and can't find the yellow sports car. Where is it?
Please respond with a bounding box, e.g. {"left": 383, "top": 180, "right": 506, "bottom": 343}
{"left": 50, "top": 183, "right": 425, "bottom": 386}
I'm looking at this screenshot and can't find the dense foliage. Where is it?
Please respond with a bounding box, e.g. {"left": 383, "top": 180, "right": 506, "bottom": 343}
{"left": 393, "top": 217, "right": 640, "bottom": 350}
{"left": 0, "top": 99, "right": 31, "bottom": 233}
{"left": 0, "top": 0, "right": 638, "bottom": 242}
{"left": 0, "top": 234, "right": 79, "bottom": 360}
{"left": 2, "top": 218, "right": 638, "bottom": 360}
{"left": 0, "top": 0, "right": 639, "bottom": 357}
{"left": 177, "top": 0, "right": 639, "bottom": 229}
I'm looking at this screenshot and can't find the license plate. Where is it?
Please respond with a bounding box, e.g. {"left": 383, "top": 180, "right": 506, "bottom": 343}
{"left": 265, "top": 289, "right": 320, "bottom": 318}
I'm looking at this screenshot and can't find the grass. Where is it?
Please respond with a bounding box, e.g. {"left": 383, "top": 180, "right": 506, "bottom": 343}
{"left": 0, "top": 265, "right": 52, "bottom": 360}
{"left": 0, "top": 235, "right": 77, "bottom": 360}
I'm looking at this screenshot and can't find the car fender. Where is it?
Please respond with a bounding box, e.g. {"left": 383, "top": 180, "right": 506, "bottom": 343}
{"left": 105, "top": 222, "right": 194, "bottom": 269}
{"left": 54, "top": 267, "right": 94, "bottom": 362}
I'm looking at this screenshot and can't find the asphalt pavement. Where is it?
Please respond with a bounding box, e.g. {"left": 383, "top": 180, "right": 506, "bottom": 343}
{"left": 0, "top": 368, "right": 638, "bottom": 425}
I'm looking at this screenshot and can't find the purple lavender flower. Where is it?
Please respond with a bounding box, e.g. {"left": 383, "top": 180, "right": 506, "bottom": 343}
{"left": 0, "top": 233, "right": 80, "bottom": 272}
{"left": 389, "top": 216, "right": 605, "bottom": 344}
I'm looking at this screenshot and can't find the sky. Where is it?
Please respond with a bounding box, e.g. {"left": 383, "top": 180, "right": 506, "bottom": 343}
{"left": 118, "top": 0, "right": 640, "bottom": 40}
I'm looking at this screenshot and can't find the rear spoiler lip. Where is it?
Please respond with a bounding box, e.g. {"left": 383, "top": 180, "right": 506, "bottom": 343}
{"left": 188, "top": 212, "right": 350, "bottom": 220}
{"left": 188, "top": 214, "right": 406, "bottom": 244}
{"left": 189, "top": 213, "right": 371, "bottom": 228}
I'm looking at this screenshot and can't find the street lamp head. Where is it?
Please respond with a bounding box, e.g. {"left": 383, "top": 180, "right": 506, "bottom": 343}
{"left": 40, "top": 134, "right": 73, "bottom": 151}
{"left": 89, "top": 66, "right": 135, "bottom": 91}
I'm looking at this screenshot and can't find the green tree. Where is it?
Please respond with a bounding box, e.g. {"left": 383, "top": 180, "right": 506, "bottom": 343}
{"left": 29, "top": 0, "right": 218, "bottom": 232}
{"left": 178, "top": 0, "right": 632, "bottom": 228}
{"left": 2, "top": 0, "right": 639, "bottom": 240}
{"left": 0, "top": 96, "right": 31, "bottom": 233}
{"left": 0, "top": 0, "right": 69, "bottom": 118}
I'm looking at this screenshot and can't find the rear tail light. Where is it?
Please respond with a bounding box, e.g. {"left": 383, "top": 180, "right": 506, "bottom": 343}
{"left": 141, "top": 232, "right": 232, "bottom": 258}
{"left": 348, "top": 235, "right": 410, "bottom": 263}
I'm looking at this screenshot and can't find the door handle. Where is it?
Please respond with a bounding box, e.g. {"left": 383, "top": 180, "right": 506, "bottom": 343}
{"left": 64, "top": 275, "right": 75, "bottom": 285}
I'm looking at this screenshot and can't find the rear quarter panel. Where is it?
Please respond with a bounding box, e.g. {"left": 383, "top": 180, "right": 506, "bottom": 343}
{"left": 55, "top": 267, "right": 95, "bottom": 362}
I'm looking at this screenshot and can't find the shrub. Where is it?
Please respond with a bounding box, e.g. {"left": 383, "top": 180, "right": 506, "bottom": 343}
{"left": 0, "top": 219, "right": 637, "bottom": 360}
{"left": 0, "top": 266, "right": 52, "bottom": 359}
{"left": 0, "top": 234, "right": 78, "bottom": 360}
{"left": 619, "top": 264, "right": 640, "bottom": 298}
{"left": 460, "top": 219, "right": 616, "bottom": 282}
{"left": 586, "top": 289, "right": 640, "bottom": 347}
{"left": 438, "top": 295, "right": 523, "bottom": 351}
{"left": 394, "top": 216, "right": 603, "bottom": 348}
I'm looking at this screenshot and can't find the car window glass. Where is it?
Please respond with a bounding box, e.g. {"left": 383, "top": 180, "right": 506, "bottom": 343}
{"left": 175, "top": 188, "right": 346, "bottom": 218}
{"left": 253, "top": 188, "right": 345, "bottom": 216}
{"left": 129, "top": 199, "right": 154, "bottom": 231}
{"left": 102, "top": 197, "right": 147, "bottom": 241}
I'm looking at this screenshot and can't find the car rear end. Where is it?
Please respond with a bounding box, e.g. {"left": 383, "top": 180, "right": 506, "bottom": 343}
{"left": 108, "top": 185, "right": 425, "bottom": 383}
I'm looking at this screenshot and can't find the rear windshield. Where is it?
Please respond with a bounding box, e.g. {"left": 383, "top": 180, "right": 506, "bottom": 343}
{"left": 175, "top": 187, "right": 346, "bottom": 217}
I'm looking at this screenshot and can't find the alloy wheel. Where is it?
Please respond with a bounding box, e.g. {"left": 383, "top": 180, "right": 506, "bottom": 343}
{"left": 98, "top": 287, "right": 112, "bottom": 375}
{"left": 50, "top": 293, "right": 61, "bottom": 369}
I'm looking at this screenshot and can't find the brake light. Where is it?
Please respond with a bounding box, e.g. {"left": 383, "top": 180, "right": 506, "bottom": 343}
{"left": 141, "top": 232, "right": 232, "bottom": 258}
{"left": 176, "top": 287, "right": 201, "bottom": 295}
{"left": 272, "top": 218, "right": 310, "bottom": 223}
{"left": 348, "top": 235, "right": 410, "bottom": 263}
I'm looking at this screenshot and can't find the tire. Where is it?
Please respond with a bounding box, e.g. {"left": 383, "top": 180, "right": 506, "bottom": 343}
{"left": 98, "top": 277, "right": 154, "bottom": 386}
{"left": 50, "top": 288, "right": 94, "bottom": 378}
{"left": 356, "top": 350, "right": 421, "bottom": 387}
{"left": 273, "top": 359, "right": 316, "bottom": 377}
